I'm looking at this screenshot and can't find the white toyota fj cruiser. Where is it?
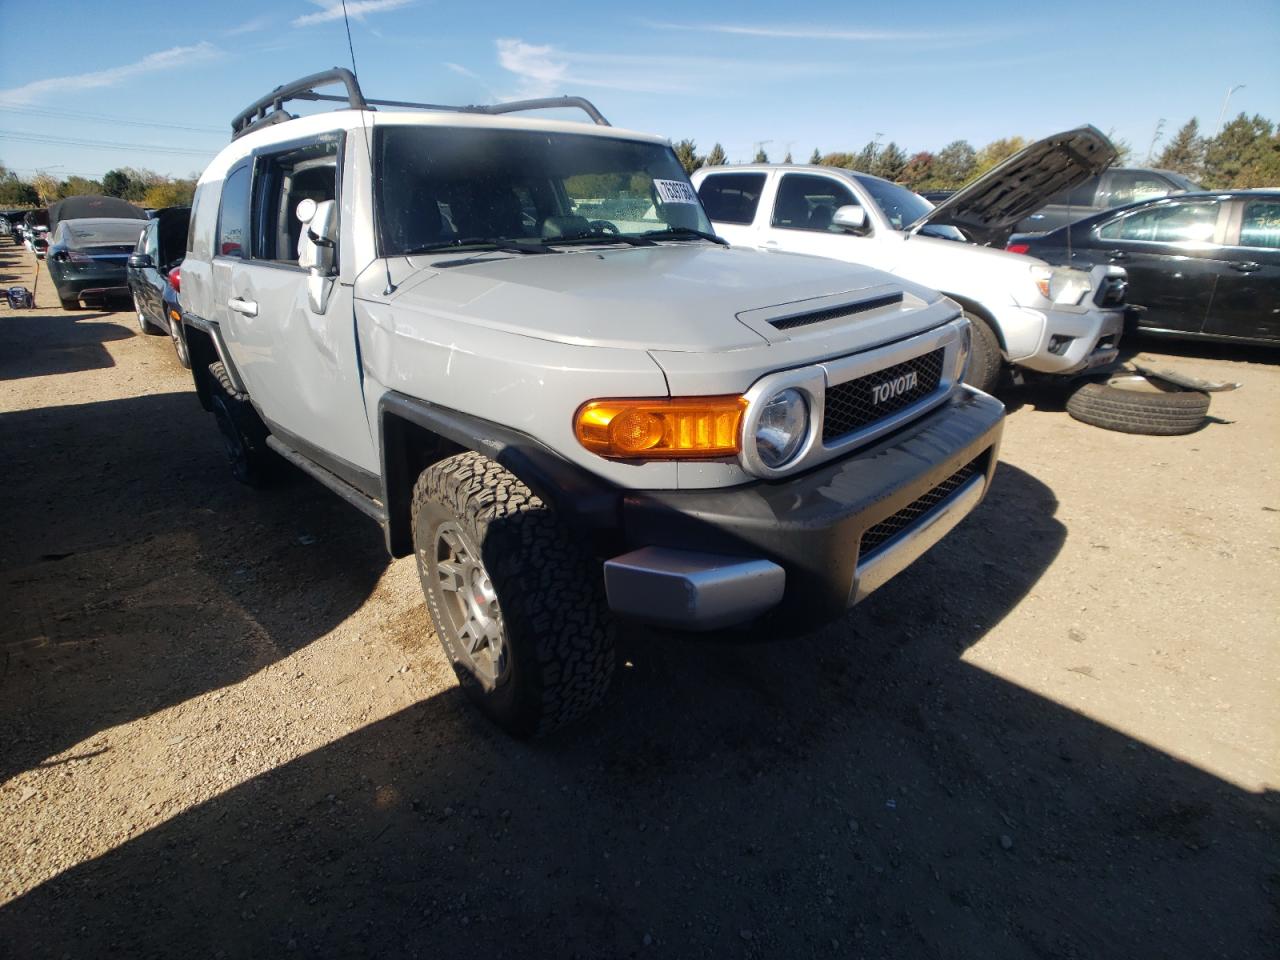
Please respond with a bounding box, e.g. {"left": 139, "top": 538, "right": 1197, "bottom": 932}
{"left": 180, "top": 69, "right": 1005, "bottom": 735}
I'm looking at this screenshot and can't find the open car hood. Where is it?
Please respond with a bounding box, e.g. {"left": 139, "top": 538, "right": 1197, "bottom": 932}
{"left": 907, "top": 126, "right": 1116, "bottom": 246}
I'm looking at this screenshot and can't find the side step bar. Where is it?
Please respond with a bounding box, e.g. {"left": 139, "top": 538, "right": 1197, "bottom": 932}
{"left": 264, "top": 436, "right": 388, "bottom": 525}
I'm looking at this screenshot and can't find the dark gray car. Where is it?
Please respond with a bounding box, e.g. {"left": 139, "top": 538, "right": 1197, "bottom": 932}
{"left": 1016, "top": 167, "right": 1200, "bottom": 234}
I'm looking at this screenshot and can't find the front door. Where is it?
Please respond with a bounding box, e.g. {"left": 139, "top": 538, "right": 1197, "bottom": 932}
{"left": 758, "top": 171, "right": 884, "bottom": 267}
{"left": 1205, "top": 197, "right": 1280, "bottom": 342}
{"left": 1093, "top": 198, "right": 1228, "bottom": 335}
{"left": 212, "top": 138, "right": 376, "bottom": 474}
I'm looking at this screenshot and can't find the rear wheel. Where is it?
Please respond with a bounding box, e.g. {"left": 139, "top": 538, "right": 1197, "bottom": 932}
{"left": 1066, "top": 375, "right": 1210, "bottom": 435}
{"left": 208, "top": 361, "right": 273, "bottom": 486}
{"left": 962, "top": 311, "right": 1003, "bottom": 394}
{"left": 411, "top": 452, "right": 615, "bottom": 737}
{"left": 170, "top": 316, "right": 191, "bottom": 368}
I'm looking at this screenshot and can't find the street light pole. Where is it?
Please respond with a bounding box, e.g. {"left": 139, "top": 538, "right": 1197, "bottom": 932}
{"left": 1216, "top": 84, "right": 1245, "bottom": 136}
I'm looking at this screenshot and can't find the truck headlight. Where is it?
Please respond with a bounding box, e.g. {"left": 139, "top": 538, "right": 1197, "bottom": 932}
{"left": 1029, "top": 264, "right": 1092, "bottom": 304}
{"left": 1029, "top": 264, "right": 1053, "bottom": 299}
{"left": 755, "top": 388, "right": 808, "bottom": 468}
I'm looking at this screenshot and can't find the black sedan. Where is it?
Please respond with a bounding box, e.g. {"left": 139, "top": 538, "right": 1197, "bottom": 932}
{"left": 1011, "top": 190, "right": 1280, "bottom": 345}
{"left": 126, "top": 206, "right": 191, "bottom": 366}
{"left": 47, "top": 217, "right": 145, "bottom": 310}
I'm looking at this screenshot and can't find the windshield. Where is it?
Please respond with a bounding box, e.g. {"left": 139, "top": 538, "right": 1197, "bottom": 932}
{"left": 64, "top": 218, "right": 146, "bottom": 247}
{"left": 374, "top": 125, "right": 713, "bottom": 254}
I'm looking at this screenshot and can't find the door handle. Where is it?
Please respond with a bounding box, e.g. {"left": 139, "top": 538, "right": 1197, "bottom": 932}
{"left": 227, "top": 296, "right": 258, "bottom": 317}
{"left": 1107, "top": 250, "right": 1128, "bottom": 261}
{"left": 1231, "top": 261, "right": 1261, "bottom": 273}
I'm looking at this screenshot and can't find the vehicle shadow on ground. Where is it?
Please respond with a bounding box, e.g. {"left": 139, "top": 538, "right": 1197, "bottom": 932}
{"left": 1, "top": 427, "right": 1275, "bottom": 958}
{"left": 1119, "top": 331, "right": 1280, "bottom": 367}
{"left": 0, "top": 309, "right": 132, "bottom": 380}
{"left": 0, "top": 391, "right": 390, "bottom": 785}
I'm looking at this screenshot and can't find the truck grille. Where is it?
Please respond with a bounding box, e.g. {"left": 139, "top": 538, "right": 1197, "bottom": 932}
{"left": 859, "top": 456, "right": 984, "bottom": 558}
{"left": 823, "top": 348, "right": 945, "bottom": 442}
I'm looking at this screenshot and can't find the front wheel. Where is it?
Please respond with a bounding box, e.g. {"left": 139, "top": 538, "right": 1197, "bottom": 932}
{"left": 411, "top": 452, "right": 615, "bottom": 737}
{"left": 962, "top": 311, "right": 1003, "bottom": 394}
{"left": 170, "top": 315, "right": 191, "bottom": 368}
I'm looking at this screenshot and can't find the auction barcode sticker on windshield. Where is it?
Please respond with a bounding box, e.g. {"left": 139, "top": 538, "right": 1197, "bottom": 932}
{"left": 654, "top": 179, "right": 699, "bottom": 204}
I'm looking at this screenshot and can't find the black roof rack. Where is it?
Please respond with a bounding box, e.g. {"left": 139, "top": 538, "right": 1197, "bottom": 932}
{"left": 231, "top": 67, "right": 611, "bottom": 140}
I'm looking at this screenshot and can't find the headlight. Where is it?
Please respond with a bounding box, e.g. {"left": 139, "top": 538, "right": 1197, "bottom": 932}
{"left": 1029, "top": 263, "right": 1092, "bottom": 304}
{"left": 1029, "top": 264, "right": 1053, "bottom": 299}
{"left": 754, "top": 388, "right": 808, "bottom": 468}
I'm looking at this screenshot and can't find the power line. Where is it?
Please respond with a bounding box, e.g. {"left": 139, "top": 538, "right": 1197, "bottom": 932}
{"left": 0, "top": 101, "right": 225, "bottom": 135}
{"left": 0, "top": 129, "right": 215, "bottom": 158}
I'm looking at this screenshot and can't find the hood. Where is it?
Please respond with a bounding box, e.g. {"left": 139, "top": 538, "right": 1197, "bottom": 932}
{"left": 48, "top": 195, "right": 146, "bottom": 233}
{"left": 384, "top": 244, "right": 918, "bottom": 352}
{"left": 908, "top": 126, "right": 1116, "bottom": 247}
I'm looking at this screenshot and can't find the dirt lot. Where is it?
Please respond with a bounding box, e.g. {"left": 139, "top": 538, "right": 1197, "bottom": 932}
{"left": 1, "top": 241, "right": 1277, "bottom": 959}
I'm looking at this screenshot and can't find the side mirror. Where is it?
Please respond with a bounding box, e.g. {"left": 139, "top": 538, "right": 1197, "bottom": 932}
{"left": 128, "top": 253, "right": 154, "bottom": 269}
{"left": 832, "top": 205, "right": 868, "bottom": 233}
{"left": 297, "top": 198, "right": 337, "bottom": 313}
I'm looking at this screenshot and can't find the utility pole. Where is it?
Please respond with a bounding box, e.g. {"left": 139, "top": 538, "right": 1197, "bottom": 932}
{"left": 1216, "top": 84, "right": 1245, "bottom": 136}
{"left": 1146, "top": 118, "right": 1165, "bottom": 164}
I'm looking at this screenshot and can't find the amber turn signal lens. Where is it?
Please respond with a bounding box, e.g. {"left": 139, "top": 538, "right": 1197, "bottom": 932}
{"left": 575, "top": 396, "right": 747, "bottom": 459}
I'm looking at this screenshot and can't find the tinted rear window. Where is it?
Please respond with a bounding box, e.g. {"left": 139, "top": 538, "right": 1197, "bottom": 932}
{"left": 698, "top": 173, "right": 767, "bottom": 225}
{"left": 64, "top": 219, "right": 147, "bottom": 246}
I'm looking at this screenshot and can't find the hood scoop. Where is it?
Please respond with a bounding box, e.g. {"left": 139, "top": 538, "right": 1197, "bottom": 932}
{"left": 769, "top": 291, "right": 904, "bottom": 331}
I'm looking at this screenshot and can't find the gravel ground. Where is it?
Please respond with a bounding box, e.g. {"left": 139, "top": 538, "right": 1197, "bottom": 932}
{"left": 1, "top": 242, "right": 1277, "bottom": 959}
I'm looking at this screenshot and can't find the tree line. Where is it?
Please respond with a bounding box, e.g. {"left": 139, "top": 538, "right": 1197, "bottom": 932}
{"left": 674, "top": 112, "right": 1280, "bottom": 191}
{"left": 0, "top": 164, "right": 198, "bottom": 210}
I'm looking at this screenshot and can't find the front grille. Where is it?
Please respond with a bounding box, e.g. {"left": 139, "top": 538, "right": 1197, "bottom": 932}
{"left": 859, "top": 457, "right": 984, "bottom": 558}
{"left": 823, "top": 348, "right": 945, "bottom": 442}
{"left": 770, "top": 292, "right": 904, "bottom": 331}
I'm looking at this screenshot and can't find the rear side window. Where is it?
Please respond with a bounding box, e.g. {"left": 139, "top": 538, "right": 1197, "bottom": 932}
{"left": 1239, "top": 199, "right": 1280, "bottom": 249}
{"left": 216, "top": 165, "right": 251, "bottom": 258}
{"left": 1046, "top": 176, "right": 1099, "bottom": 207}
{"left": 1105, "top": 171, "right": 1176, "bottom": 207}
{"left": 1099, "top": 200, "right": 1220, "bottom": 244}
{"left": 697, "top": 173, "right": 767, "bottom": 225}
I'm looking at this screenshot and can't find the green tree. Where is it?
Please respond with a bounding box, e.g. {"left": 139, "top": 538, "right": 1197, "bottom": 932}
{"left": 705, "top": 142, "right": 727, "bottom": 166}
{"left": 853, "top": 140, "right": 878, "bottom": 172}
{"left": 873, "top": 141, "right": 907, "bottom": 181}
{"left": 809, "top": 148, "right": 822, "bottom": 164}
{"left": 0, "top": 167, "right": 39, "bottom": 206}
{"left": 30, "top": 173, "right": 61, "bottom": 204}
{"left": 102, "top": 169, "right": 138, "bottom": 199}
{"left": 933, "top": 140, "right": 976, "bottom": 187}
{"left": 1204, "top": 113, "right": 1278, "bottom": 188}
{"left": 59, "top": 175, "right": 104, "bottom": 198}
{"left": 672, "top": 139, "right": 704, "bottom": 175}
{"left": 752, "top": 147, "right": 770, "bottom": 163}
{"left": 1155, "top": 118, "right": 1206, "bottom": 180}
{"left": 783, "top": 151, "right": 792, "bottom": 164}
{"left": 142, "top": 180, "right": 196, "bottom": 208}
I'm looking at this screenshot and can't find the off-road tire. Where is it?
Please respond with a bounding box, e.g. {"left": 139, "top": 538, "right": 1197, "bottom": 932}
{"left": 1066, "top": 376, "right": 1210, "bottom": 436}
{"left": 208, "top": 361, "right": 273, "bottom": 486}
{"left": 411, "top": 451, "right": 615, "bottom": 737}
{"left": 962, "top": 311, "right": 1002, "bottom": 394}
{"left": 59, "top": 295, "right": 79, "bottom": 311}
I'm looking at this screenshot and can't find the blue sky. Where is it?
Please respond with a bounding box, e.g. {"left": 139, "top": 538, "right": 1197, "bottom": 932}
{"left": 1, "top": 0, "right": 1276, "bottom": 180}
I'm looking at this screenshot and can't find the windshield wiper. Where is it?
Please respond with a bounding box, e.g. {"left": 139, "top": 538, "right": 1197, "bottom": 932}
{"left": 401, "top": 237, "right": 554, "bottom": 256}
{"left": 545, "top": 232, "right": 656, "bottom": 247}
{"left": 640, "top": 227, "right": 727, "bottom": 246}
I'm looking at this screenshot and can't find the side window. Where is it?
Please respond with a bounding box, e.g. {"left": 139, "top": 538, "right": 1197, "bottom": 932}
{"left": 1238, "top": 200, "right": 1280, "bottom": 249}
{"left": 253, "top": 136, "right": 341, "bottom": 263}
{"left": 697, "top": 173, "right": 767, "bottom": 225}
{"left": 133, "top": 223, "right": 149, "bottom": 254}
{"left": 1099, "top": 200, "right": 1220, "bottom": 244}
{"left": 144, "top": 221, "right": 160, "bottom": 261}
{"left": 216, "top": 165, "right": 251, "bottom": 258}
{"left": 771, "top": 174, "right": 858, "bottom": 232}
{"left": 1103, "top": 172, "right": 1174, "bottom": 208}
{"left": 1046, "top": 176, "right": 1099, "bottom": 207}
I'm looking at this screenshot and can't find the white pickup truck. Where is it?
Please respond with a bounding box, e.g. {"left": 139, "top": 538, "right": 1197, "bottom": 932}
{"left": 692, "top": 128, "right": 1129, "bottom": 392}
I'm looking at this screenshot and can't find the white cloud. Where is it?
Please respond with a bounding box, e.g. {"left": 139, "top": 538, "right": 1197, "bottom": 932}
{"left": 445, "top": 62, "right": 478, "bottom": 79}
{"left": 644, "top": 21, "right": 942, "bottom": 41}
{"left": 293, "top": 0, "right": 413, "bottom": 27}
{"left": 0, "top": 43, "right": 222, "bottom": 106}
{"left": 225, "top": 14, "right": 272, "bottom": 35}
{"left": 495, "top": 38, "right": 839, "bottom": 100}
